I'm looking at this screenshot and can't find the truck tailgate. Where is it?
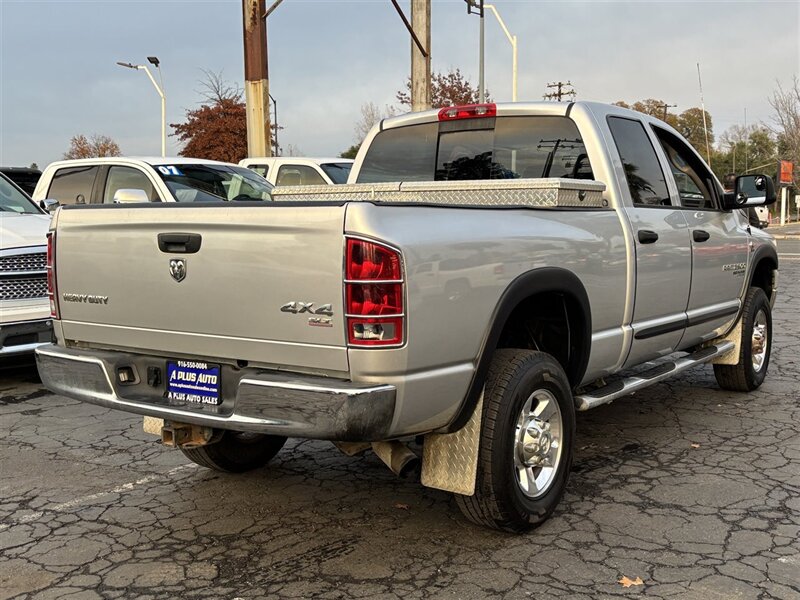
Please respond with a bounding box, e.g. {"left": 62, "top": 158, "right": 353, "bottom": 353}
{"left": 53, "top": 204, "right": 349, "bottom": 373}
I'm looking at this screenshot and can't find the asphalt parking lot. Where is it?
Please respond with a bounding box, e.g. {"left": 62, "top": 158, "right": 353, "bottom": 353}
{"left": 1, "top": 250, "right": 799, "bottom": 600}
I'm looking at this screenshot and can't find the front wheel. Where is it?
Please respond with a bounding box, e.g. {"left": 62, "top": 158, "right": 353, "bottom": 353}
{"left": 180, "top": 430, "right": 286, "bottom": 473}
{"left": 456, "top": 349, "right": 575, "bottom": 532}
{"left": 714, "top": 287, "right": 772, "bottom": 392}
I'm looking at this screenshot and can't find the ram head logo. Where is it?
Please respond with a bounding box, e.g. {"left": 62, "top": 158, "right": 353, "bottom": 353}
{"left": 169, "top": 259, "right": 187, "bottom": 282}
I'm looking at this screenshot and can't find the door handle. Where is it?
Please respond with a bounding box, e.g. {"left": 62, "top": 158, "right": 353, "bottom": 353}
{"left": 637, "top": 230, "right": 659, "bottom": 244}
{"left": 157, "top": 233, "right": 202, "bottom": 254}
{"left": 693, "top": 230, "right": 711, "bottom": 243}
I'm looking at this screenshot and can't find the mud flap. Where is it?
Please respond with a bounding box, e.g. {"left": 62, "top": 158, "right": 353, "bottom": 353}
{"left": 421, "top": 395, "right": 483, "bottom": 496}
{"left": 710, "top": 319, "right": 742, "bottom": 366}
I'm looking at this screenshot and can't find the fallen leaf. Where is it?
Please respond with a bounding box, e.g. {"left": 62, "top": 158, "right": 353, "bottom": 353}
{"left": 394, "top": 503, "right": 409, "bottom": 510}
{"left": 690, "top": 443, "right": 701, "bottom": 448}
{"left": 618, "top": 576, "right": 644, "bottom": 588}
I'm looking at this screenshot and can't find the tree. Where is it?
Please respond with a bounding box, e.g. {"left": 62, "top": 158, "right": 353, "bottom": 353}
{"left": 769, "top": 76, "right": 800, "bottom": 187}
{"left": 397, "top": 68, "right": 490, "bottom": 109}
{"left": 354, "top": 102, "right": 397, "bottom": 143}
{"left": 29, "top": 162, "right": 39, "bottom": 170}
{"left": 713, "top": 125, "right": 776, "bottom": 180}
{"left": 340, "top": 144, "right": 360, "bottom": 159}
{"left": 613, "top": 99, "right": 713, "bottom": 156}
{"left": 171, "top": 70, "right": 280, "bottom": 162}
{"left": 63, "top": 134, "right": 121, "bottom": 159}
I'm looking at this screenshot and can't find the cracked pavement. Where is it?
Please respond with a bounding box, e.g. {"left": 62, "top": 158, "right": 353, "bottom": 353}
{"left": 1, "top": 259, "right": 799, "bottom": 599}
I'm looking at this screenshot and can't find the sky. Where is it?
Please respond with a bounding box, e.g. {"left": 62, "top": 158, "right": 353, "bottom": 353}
{"left": 0, "top": 0, "right": 798, "bottom": 168}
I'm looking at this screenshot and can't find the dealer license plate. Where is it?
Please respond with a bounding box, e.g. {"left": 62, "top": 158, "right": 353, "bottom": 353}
{"left": 166, "top": 360, "right": 221, "bottom": 405}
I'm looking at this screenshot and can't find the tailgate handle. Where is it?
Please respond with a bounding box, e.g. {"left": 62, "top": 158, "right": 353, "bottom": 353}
{"left": 158, "top": 233, "right": 202, "bottom": 254}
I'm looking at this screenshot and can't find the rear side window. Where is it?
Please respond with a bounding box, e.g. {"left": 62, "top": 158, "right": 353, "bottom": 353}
{"left": 47, "top": 166, "right": 99, "bottom": 204}
{"left": 275, "top": 165, "right": 327, "bottom": 186}
{"left": 357, "top": 117, "right": 593, "bottom": 183}
{"left": 103, "top": 166, "right": 158, "bottom": 203}
{"left": 246, "top": 164, "right": 269, "bottom": 178}
{"left": 607, "top": 117, "right": 671, "bottom": 207}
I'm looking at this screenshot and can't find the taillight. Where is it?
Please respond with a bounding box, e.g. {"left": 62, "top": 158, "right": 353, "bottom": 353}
{"left": 438, "top": 103, "right": 497, "bottom": 121}
{"left": 345, "top": 237, "right": 404, "bottom": 346}
{"left": 46, "top": 231, "right": 59, "bottom": 319}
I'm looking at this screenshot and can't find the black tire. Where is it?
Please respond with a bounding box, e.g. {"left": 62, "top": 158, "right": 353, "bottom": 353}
{"left": 714, "top": 287, "right": 772, "bottom": 392}
{"left": 456, "top": 349, "right": 575, "bottom": 532}
{"left": 180, "top": 430, "right": 286, "bottom": 473}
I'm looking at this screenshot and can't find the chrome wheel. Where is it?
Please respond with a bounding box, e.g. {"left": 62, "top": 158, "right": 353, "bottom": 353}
{"left": 513, "top": 389, "right": 563, "bottom": 498}
{"left": 752, "top": 309, "right": 768, "bottom": 373}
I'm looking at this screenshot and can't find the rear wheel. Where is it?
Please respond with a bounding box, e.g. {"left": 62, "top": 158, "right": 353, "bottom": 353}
{"left": 180, "top": 430, "right": 286, "bottom": 473}
{"left": 456, "top": 349, "right": 575, "bottom": 532}
{"left": 714, "top": 287, "right": 771, "bottom": 392}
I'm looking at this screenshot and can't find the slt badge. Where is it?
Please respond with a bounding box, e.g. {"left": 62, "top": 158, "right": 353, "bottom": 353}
{"left": 169, "top": 259, "right": 187, "bottom": 282}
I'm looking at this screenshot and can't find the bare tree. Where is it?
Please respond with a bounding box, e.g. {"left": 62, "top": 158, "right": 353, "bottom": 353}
{"left": 196, "top": 69, "right": 242, "bottom": 103}
{"left": 354, "top": 102, "right": 397, "bottom": 143}
{"left": 769, "top": 76, "right": 800, "bottom": 186}
{"left": 63, "top": 134, "right": 121, "bottom": 159}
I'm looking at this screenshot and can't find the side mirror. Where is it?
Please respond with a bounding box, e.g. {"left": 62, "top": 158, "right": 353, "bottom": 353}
{"left": 39, "top": 199, "right": 60, "bottom": 213}
{"left": 113, "top": 188, "right": 150, "bottom": 204}
{"left": 722, "top": 174, "right": 776, "bottom": 210}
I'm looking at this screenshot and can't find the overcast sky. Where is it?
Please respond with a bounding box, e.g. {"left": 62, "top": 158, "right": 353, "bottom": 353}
{"left": 1, "top": 0, "right": 798, "bottom": 167}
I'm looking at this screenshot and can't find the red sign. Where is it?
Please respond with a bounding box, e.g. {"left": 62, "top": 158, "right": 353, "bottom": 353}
{"left": 779, "top": 160, "right": 793, "bottom": 185}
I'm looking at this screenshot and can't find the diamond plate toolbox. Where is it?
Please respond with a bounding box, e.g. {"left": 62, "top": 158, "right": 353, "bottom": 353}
{"left": 272, "top": 178, "right": 607, "bottom": 209}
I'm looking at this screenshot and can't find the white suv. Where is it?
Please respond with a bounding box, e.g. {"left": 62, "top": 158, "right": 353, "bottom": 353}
{"left": 0, "top": 173, "right": 51, "bottom": 356}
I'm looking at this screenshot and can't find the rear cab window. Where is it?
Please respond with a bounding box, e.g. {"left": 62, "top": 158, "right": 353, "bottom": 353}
{"left": 276, "top": 165, "right": 327, "bottom": 186}
{"left": 356, "top": 116, "right": 594, "bottom": 183}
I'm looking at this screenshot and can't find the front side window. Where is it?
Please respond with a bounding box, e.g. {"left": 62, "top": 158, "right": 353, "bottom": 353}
{"left": 47, "top": 166, "right": 99, "bottom": 205}
{"left": 357, "top": 116, "right": 594, "bottom": 183}
{"left": 0, "top": 175, "right": 41, "bottom": 214}
{"left": 652, "top": 127, "right": 717, "bottom": 210}
{"left": 607, "top": 117, "right": 671, "bottom": 207}
{"left": 103, "top": 166, "right": 158, "bottom": 203}
{"left": 155, "top": 164, "right": 273, "bottom": 202}
{"left": 276, "top": 165, "right": 327, "bottom": 186}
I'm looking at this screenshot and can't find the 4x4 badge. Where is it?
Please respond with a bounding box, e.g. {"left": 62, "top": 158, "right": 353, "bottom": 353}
{"left": 169, "top": 259, "right": 186, "bottom": 282}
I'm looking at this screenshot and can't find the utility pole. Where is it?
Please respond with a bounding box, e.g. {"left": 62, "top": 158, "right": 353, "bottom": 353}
{"left": 391, "top": 0, "right": 431, "bottom": 111}
{"left": 243, "top": 0, "right": 281, "bottom": 158}
{"left": 464, "top": 0, "right": 485, "bottom": 103}
{"left": 658, "top": 102, "right": 677, "bottom": 121}
{"left": 543, "top": 81, "right": 576, "bottom": 102}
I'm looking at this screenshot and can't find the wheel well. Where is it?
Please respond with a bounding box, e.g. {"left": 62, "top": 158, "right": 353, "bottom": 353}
{"left": 496, "top": 291, "right": 588, "bottom": 388}
{"left": 750, "top": 257, "right": 777, "bottom": 298}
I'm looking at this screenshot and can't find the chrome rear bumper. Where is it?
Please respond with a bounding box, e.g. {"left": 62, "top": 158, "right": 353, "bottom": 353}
{"left": 35, "top": 344, "right": 396, "bottom": 441}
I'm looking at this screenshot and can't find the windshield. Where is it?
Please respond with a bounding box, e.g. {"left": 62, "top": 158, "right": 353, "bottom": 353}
{"left": 320, "top": 162, "right": 352, "bottom": 184}
{"left": 356, "top": 116, "right": 593, "bottom": 183}
{"left": 154, "top": 164, "right": 274, "bottom": 202}
{"left": 0, "top": 174, "right": 42, "bottom": 214}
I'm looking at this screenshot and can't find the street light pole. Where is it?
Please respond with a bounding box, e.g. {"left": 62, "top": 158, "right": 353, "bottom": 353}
{"left": 484, "top": 4, "right": 517, "bottom": 101}
{"left": 465, "top": 1, "right": 485, "bottom": 103}
{"left": 117, "top": 59, "right": 166, "bottom": 157}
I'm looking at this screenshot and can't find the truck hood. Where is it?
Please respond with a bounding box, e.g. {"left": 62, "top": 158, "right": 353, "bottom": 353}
{"left": 0, "top": 213, "right": 50, "bottom": 250}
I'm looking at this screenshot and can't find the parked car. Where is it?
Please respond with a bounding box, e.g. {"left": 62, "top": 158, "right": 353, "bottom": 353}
{"left": 239, "top": 157, "right": 353, "bottom": 186}
{"left": 0, "top": 173, "right": 51, "bottom": 357}
{"left": 0, "top": 167, "right": 42, "bottom": 196}
{"left": 32, "top": 157, "right": 273, "bottom": 208}
{"left": 37, "top": 102, "right": 777, "bottom": 532}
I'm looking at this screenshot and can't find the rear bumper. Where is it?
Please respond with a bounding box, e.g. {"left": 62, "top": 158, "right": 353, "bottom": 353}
{"left": 35, "top": 344, "right": 396, "bottom": 441}
{"left": 0, "top": 319, "right": 52, "bottom": 356}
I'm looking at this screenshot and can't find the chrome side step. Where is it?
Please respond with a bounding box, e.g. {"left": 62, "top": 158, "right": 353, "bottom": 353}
{"left": 574, "top": 341, "right": 735, "bottom": 411}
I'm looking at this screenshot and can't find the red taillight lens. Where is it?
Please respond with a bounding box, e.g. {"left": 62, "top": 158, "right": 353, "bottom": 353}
{"left": 345, "top": 238, "right": 404, "bottom": 346}
{"left": 46, "top": 232, "right": 59, "bottom": 319}
{"left": 346, "top": 238, "right": 401, "bottom": 280}
{"left": 438, "top": 103, "right": 497, "bottom": 121}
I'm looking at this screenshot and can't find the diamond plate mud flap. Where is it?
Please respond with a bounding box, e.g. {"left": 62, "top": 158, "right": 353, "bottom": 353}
{"left": 421, "top": 395, "right": 483, "bottom": 496}
{"left": 143, "top": 416, "right": 164, "bottom": 436}
{"left": 710, "top": 319, "right": 742, "bottom": 366}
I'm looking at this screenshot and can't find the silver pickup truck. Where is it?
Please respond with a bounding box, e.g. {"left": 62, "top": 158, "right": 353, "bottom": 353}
{"left": 36, "top": 102, "right": 778, "bottom": 532}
